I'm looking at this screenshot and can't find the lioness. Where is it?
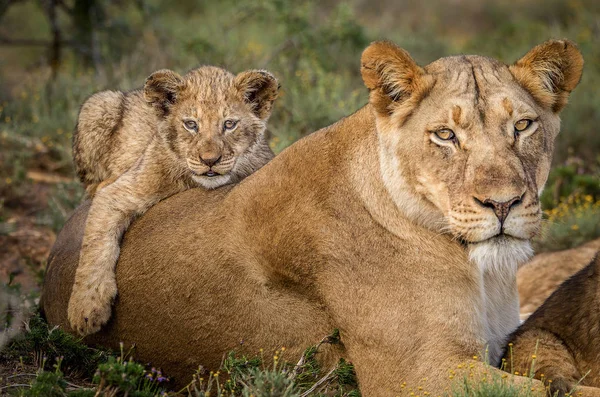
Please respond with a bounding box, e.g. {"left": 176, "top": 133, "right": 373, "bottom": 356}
{"left": 518, "top": 238, "right": 600, "bottom": 317}
{"left": 43, "top": 40, "right": 592, "bottom": 395}
{"left": 506, "top": 253, "right": 600, "bottom": 396}
{"left": 68, "top": 66, "right": 279, "bottom": 335}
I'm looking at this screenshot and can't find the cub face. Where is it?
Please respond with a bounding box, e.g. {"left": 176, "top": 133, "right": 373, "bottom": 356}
{"left": 144, "top": 66, "right": 279, "bottom": 189}
{"left": 361, "top": 40, "right": 583, "bottom": 266}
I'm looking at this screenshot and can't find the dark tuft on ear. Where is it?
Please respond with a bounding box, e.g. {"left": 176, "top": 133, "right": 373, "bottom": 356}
{"left": 360, "top": 41, "right": 427, "bottom": 116}
{"left": 509, "top": 39, "right": 584, "bottom": 113}
{"left": 234, "top": 70, "right": 279, "bottom": 120}
{"left": 144, "top": 69, "right": 185, "bottom": 115}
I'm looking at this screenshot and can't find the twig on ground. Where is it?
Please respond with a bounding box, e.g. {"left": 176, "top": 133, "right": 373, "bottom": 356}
{"left": 0, "top": 383, "right": 31, "bottom": 391}
{"left": 299, "top": 365, "right": 337, "bottom": 397}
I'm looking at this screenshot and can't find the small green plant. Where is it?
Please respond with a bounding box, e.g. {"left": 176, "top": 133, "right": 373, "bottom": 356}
{"left": 181, "top": 329, "right": 359, "bottom": 397}
{"left": 221, "top": 351, "right": 262, "bottom": 394}
{"left": 1, "top": 314, "right": 110, "bottom": 377}
{"left": 22, "top": 358, "right": 69, "bottom": 397}
{"left": 91, "top": 354, "right": 169, "bottom": 396}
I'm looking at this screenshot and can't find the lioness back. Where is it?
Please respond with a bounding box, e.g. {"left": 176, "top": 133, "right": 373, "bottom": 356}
{"left": 73, "top": 89, "right": 157, "bottom": 196}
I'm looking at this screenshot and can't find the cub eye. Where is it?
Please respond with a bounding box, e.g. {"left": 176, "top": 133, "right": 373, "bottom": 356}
{"left": 434, "top": 129, "right": 455, "bottom": 141}
{"left": 184, "top": 120, "right": 198, "bottom": 132}
{"left": 514, "top": 119, "right": 532, "bottom": 133}
{"left": 223, "top": 119, "right": 238, "bottom": 131}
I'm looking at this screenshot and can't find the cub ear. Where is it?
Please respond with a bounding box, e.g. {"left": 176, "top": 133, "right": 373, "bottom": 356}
{"left": 361, "top": 41, "right": 426, "bottom": 116}
{"left": 144, "top": 69, "right": 185, "bottom": 115}
{"left": 509, "top": 40, "right": 583, "bottom": 113}
{"left": 235, "top": 70, "right": 279, "bottom": 120}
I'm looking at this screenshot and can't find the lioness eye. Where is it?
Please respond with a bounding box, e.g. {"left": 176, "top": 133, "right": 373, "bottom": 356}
{"left": 184, "top": 120, "right": 198, "bottom": 132}
{"left": 224, "top": 119, "right": 238, "bottom": 131}
{"left": 514, "top": 119, "right": 532, "bottom": 132}
{"left": 434, "top": 129, "right": 455, "bottom": 141}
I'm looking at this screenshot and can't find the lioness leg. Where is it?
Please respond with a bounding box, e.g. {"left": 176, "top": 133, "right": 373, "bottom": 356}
{"left": 471, "top": 355, "right": 599, "bottom": 397}
{"left": 342, "top": 342, "right": 547, "bottom": 396}
{"left": 507, "top": 328, "right": 583, "bottom": 397}
{"left": 403, "top": 359, "right": 592, "bottom": 396}
{"left": 67, "top": 157, "right": 181, "bottom": 335}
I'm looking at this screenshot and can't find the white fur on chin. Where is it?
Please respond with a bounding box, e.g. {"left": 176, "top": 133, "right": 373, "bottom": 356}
{"left": 468, "top": 236, "right": 533, "bottom": 366}
{"left": 192, "top": 174, "right": 232, "bottom": 190}
{"left": 468, "top": 236, "right": 534, "bottom": 275}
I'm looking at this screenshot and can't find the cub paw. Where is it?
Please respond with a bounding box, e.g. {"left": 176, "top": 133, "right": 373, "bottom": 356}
{"left": 67, "top": 279, "right": 117, "bottom": 336}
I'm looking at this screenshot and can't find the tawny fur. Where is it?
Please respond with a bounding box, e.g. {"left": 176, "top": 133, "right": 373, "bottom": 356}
{"left": 505, "top": 254, "right": 600, "bottom": 397}
{"left": 67, "top": 66, "right": 279, "bottom": 335}
{"left": 73, "top": 89, "right": 153, "bottom": 197}
{"left": 43, "top": 40, "right": 594, "bottom": 395}
{"left": 518, "top": 238, "right": 600, "bottom": 317}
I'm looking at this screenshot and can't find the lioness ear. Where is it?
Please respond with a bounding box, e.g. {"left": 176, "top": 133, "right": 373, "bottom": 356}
{"left": 361, "top": 41, "right": 426, "bottom": 116}
{"left": 235, "top": 70, "right": 279, "bottom": 120}
{"left": 144, "top": 69, "right": 185, "bottom": 115}
{"left": 509, "top": 40, "right": 583, "bottom": 113}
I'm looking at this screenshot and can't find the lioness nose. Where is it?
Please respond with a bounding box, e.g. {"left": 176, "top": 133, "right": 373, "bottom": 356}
{"left": 474, "top": 195, "right": 523, "bottom": 225}
{"left": 200, "top": 154, "right": 221, "bottom": 167}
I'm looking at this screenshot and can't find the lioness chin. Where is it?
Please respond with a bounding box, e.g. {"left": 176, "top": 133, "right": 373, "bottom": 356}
{"left": 43, "top": 40, "right": 595, "bottom": 395}
{"left": 68, "top": 66, "right": 279, "bottom": 335}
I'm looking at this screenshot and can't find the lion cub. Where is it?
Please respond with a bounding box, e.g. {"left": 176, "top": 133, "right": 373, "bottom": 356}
{"left": 504, "top": 253, "right": 600, "bottom": 396}
{"left": 68, "top": 66, "right": 279, "bottom": 336}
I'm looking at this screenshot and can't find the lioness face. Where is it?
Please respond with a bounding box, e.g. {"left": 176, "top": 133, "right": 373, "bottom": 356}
{"left": 396, "top": 58, "right": 553, "bottom": 244}
{"left": 144, "top": 67, "right": 278, "bottom": 189}
{"left": 361, "top": 41, "right": 583, "bottom": 265}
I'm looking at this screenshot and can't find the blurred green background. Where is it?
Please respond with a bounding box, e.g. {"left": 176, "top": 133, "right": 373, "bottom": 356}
{"left": 0, "top": 0, "right": 599, "bottom": 293}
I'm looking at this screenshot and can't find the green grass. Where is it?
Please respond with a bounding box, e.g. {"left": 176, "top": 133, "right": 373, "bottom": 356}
{"left": 0, "top": 316, "right": 360, "bottom": 396}
{"left": 1, "top": 314, "right": 111, "bottom": 379}
{"left": 2, "top": 314, "right": 584, "bottom": 396}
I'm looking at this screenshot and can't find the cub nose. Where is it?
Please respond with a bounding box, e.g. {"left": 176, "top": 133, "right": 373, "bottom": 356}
{"left": 474, "top": 194, "right": 523, "bottom": 225}
{"left": 199, "top": 154, "right": 222, "bottom": 167}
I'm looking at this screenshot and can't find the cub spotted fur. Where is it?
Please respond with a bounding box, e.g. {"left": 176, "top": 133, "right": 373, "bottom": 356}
{"left": 505, "top": 253, "right": 600, "bottom": 396}
{"left": 68, "top": 66, "right": 279, "bottom": 335}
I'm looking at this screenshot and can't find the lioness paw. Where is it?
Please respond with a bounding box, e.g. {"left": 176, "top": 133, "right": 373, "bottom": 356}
{"left": 67, "top": 279, "right": 117, "bottom": 336}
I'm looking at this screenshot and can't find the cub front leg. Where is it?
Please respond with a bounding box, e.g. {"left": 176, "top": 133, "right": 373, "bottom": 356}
{"left": 68, "top": 188, "right": 136, "bottom": 335}
{"left": 67, "top": 170, "right": 171, "bottom": 336}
